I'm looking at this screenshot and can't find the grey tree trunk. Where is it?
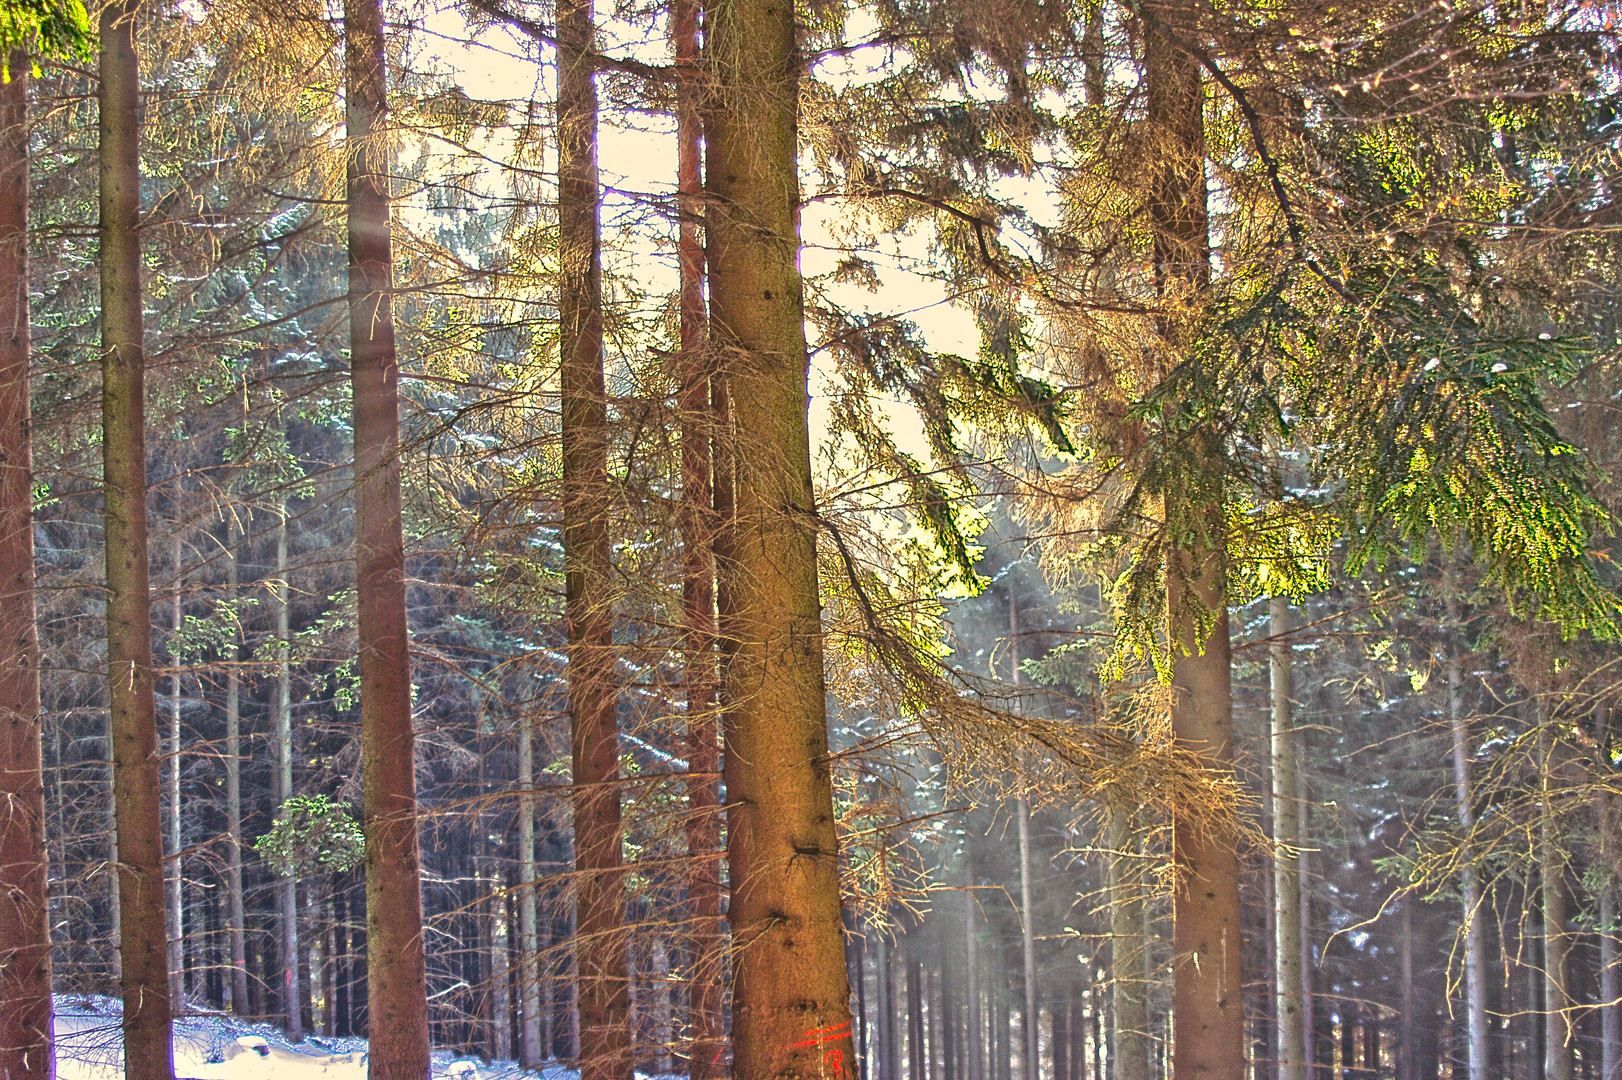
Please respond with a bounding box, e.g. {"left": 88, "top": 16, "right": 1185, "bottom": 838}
{"left": 1011, "top": 592, "right": 1041, "bottom": 1080}
{"left": 517, "top": 716, "right": 543, "bottom": 1066}
{"left": 275, "top": 504, "right": 301, "bottom": 1041}
{"left": 1270, "top": 597, "right": 1306, "bottom": 1080}
{"left": 1108, "top": 801, "right": 1149, "bottom": 1080}
{"left": 967, "top": 850, "right": 984, "bottom": 1080}
{"left": 168, "top": 534, "right": 185, "bottom": 1007}
{"left": 1538, "top": 711, "right": 1572, "bottom": 1080}
{"left": 1601, "top": 703, "right": 1619, "bottom": 1080}
{"left": 1446, "top": 627, "right": 1488, "bottom": 1080}
{"left": 224, "top": 517, "right": 249, "bottom": 1015}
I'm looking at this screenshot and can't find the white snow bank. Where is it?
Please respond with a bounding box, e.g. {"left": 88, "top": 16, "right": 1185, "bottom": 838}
{"left": 51, "top": 996, "right": 582, "bottom": 1080}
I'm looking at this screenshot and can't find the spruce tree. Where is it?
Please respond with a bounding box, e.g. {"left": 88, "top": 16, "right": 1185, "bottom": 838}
{"left": 345, "top": 1, "right": 431, "bottom": 1076}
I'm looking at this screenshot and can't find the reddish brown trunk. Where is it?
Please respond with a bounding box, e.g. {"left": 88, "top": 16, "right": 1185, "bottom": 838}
{"left": 674, "top": 1, "right": 724, "bottom": 1075}
{"left": 100, "top": 3, "right": 176, "bottom": 1075}
{"left": 706, "top": 0, "right": 856, "bottom": 1075}
{"left": 0, "top": 50, "right": 54, "bottom": 1080}
{"left": 557, "top": 0, "right": 630, "bottom": 1077}
{"left": 1142, "top": 2, "right": 1245, "bottom": 1077}
{"left": 345, "top": 2, "right": 431, "bottom": 1077}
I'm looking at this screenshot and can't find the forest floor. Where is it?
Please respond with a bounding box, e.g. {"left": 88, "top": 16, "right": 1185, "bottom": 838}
{"left": 52, "top": 996, "right": 580, "bottom": 1080}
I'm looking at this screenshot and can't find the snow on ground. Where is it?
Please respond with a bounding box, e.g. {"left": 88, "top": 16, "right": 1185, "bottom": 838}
{"left": 53, "top": 996, "right": 582, "bottom": 1080}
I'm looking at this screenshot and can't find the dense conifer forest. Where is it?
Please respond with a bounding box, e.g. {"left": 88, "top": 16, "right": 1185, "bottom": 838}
{"left": 0, "top": 1, "right": 1618, "bottom": 1079}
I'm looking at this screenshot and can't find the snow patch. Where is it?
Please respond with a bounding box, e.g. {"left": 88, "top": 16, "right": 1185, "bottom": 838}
{"left": 51, "top": 996, "right": 581, "bottom": 1080}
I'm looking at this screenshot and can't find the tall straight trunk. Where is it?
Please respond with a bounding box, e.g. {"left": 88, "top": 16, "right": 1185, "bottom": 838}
{"left": 1270, "top": 597, "right": 1306, "bottom": 1080}
{"left": 1445, "top": 623, "right": 1488, "bottom": 1080}
{"left": 910, "top": 942, "right": 926, "bottom": 1080}
{"left": 673, "top": 2, "right": 723, "bottom": 1072}
{"left": 1053, "top": 1002, "right": 1069, "bottom": 1080}
{"left": 167, "top": 534, "right": 185, "bottom": 1006}
{"left": 1539, "top": 713, "right": 1573, "bottom": 1080}
{"left": 1400, "top": 900, "right": 1415, "bottom": 1080}
{"left": 1011, "top": 594, "right": 1041, "bottom": 1080}
{"left": 943, "top": 940, "right": 957, "bottom": 1080}
{"left": 345, "top": 2, "right": 431, "bottom": 1076}
{"left": 1141, "top": 3, "right": 1243, "bottom": 1075}
{"left": 1602, "top": 746, "right": 1619, "bottom": 1080}
{"left": 224, "top": 518, "right": 249, "bottom": 1015}
{"left": 1297, "top": 749, "right": 1316, "bottom": 1079}
{"left": 1529, "top": 909, "right": 1545, "bottom": 1080}
{"left": 101, "top": 2, "right": 176, "bottom": 1074}
{"left": 1108, "top": 801, "right": 1149, "bottom": 1080}
{"left": 556, "top": 0, "right": 630, "bottom": 1076}
{"left": 0, "top": 52, "right": 53, "bottom": 1080}
{"left": 967, "top": 855, "right": 984, "bottom": 1080}
{"left": 877, "top": 930, "right": 896, "bottom": 1080}
{"left": 275, "top": 505, "right": 302, "bottom": 1041}
{"left": 705, "top": 0, "right": 856, "bottom": 1076}
{"left": 517, "top": 716, "right": 543, "bottom": 1066}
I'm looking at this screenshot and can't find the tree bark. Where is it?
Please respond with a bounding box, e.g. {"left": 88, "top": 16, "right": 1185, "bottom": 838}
{"left": 673, "top": 2, "right": 723, "bottom": 1072}
{"left": 1140, "top": 3, "right": 1244, "bottom": 1075}
{"left": 224, "top": 516, "right": 249, "bottom": 1016}
{"left": 100, "top": 2, "right": 176, "bottom": 1074}
{"left": 167, "top": 534, "right": 185, "bottom": 1007}
{"left": 1270, "top": 597, "right": 1306, "bottom": 1080}
{"left": 1445, "top": 619, "right": 1488, "bottom": 1080}
{"left": 0, "top": 50, "right": 54, "bottom": 1080}
{"left": 967, "top": 850, "right": 984, "bottom": 1080}
{"left": 517, "top": 714, "right": 543, "bottom": 1066}
{"left": 705, "top": 0, "right": 857, "bottom": 1075}
{"left": 1011, "top": 593, "right": 1041, "bottom": 1080}
{"left": 274, "top": 504, "right": 302, "bottom": 1041}
{"left": 344, "top": 1, "right": 431, "bottom": 1076}
{"left": 1601, "top": 732, "right": 1619, "bottom": 1080}
{"left": 555, "top": 0, "right": 631, "bottom": 1075}
{"left": 1108, "top": 801, "right": 1149, "bottom": 1080}
{"left": 1539, "top": 711, "right": 1573, "bottom": 1080}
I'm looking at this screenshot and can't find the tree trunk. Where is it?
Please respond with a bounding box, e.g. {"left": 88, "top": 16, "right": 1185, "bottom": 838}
{"left": 1053, "top": 1001, "right": 1069, "bottom": 1080}
{"left": 167, "top": 534, "right": 185, "bottom": 1008}
{"left": 556, "top": 0, "right": 631, "bottom": 1075}
{"left": 1141, "top": 2, "right": 1244, "bottom": 1074}
{"left": 517, "top": 715, "right": 543, "bottom": 1066}
{"left": 967, "top": 852, "right": 984, "bottom": 1080}
{"left": 274, "top": 505, "right": 302, "bottom": 1041}
{"left": 1446, "top": 622, "right": 1488, "bottom": 1080}
{"left": 1270, "top": 597, "right": 1306, "bottom": 1080}
{"left": 910, "top": 942, "right": 926, "bottom": 1080}
{"left": 224, "top": 517, "right": 249, "bottom": 1016}
{"left": 1298, "top": 746, "right": 1317, "bottom": 1079}
{"left": 1400, "top": 900, "right": 1415, "bottom": 1080}
{"left": 705, "top": 0, "right": 856, "bottom": 1075}
{"left": 673, "top": 2, "right": 723, "bottom": 1072}
{"left": 100, "top": 2, "right": 177, "bottom": 1074}
{"left": 345, "top": 1, "right": 431, "bottom": 1076}
{"left": 1539, "top": 712, "right": 1573, "bottom": 1080}
{"left": 1602, "top": 782, "right": 1619, "bottom": 1080}
{"left": 1011, "top": 593, "right": 1041, "bottom": 1080}
{"left": 0, "top": 51, "right": 54, "bottom": 1080}
{"left": 1108, "top": 801, "right": 1149, "bottom": 1080}
{"left": 877, "top": 929, "right": 895, "bottom": 1080}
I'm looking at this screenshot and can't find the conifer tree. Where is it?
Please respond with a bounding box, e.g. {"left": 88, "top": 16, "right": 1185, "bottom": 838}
{"left": 0, "top": 21, "right": 66, "bottom": 1077}
{"left": 556, "top": 0, "right": 631, "bottom": 1071}
{"left": 99, "top": 1, "right": 176, "bottom": 1075}
{"left": 345, "top": 1, "right": 431, "bottom": 1076}
{"left": 705, "top": 0, "right": 856, "bottom": 1077}
{"left": 672, "top": 0, "right": 723, "bottom": 1072}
